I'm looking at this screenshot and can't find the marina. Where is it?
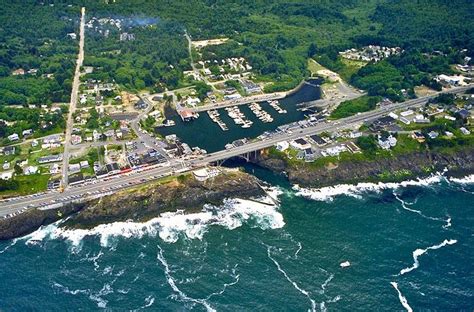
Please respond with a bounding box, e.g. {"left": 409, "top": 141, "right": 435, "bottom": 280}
{"left": 156, "top": 78, "right": 322, "bottom": 152}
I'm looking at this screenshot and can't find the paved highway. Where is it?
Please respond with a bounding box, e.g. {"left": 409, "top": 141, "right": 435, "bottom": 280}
{"left": 62, "top": 7, "right": 86, "bottom": 187}
{"left": 0, "top": 84, "right": 471, "bottom": 217}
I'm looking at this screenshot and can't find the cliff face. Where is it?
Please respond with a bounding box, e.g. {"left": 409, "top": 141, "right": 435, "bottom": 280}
{"left": 256, "top": 147, "right": 474, "bottom": 188}
{"left": 0, "top": 170, "right": 264, "bottom": 240}
{"left": 63, "top": 170, "right": 264, "bottom": 229}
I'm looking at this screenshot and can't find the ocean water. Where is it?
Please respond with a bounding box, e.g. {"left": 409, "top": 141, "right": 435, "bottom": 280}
{"left": 0, "top": 167, "right": 473, "bottom": 311}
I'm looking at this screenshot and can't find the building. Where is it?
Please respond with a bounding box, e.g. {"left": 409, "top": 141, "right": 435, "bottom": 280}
{"left": 412, "top": 132, "right": 425, "bottom": 143}
{"left": 22, "top": 129, "right": 33, "bottom": 137}
{"left": 2, "top": 146, "right": 16, "bottom": 156}
{"left": 178, "top": 109, "right": 198, "bottom": 122}
{"left": 8, "top": 133, "right": 19, "bottom": 141}
{"left": 276, "top": 141, "right": 289, "bottom": 152}
{"left": 240, "top": 80, "right": 261, "bottom": 94}
{"left": 309, "top": 134, "right": 327, "bottom": 147}
{"left": 38, "top": 154, "right": 63, "bottom": 164}
{"left": 378, "top": 135, "right": 397, "bottom": 150}
{"left": 193, "top": 168, "right": 220, "bottom": 182}
{"left": 427, "top": 131, "right": 439, "bottom": 139}
{"left": 346, "top": 142, "right": 361, "bottom": 153}
{"left": 460, "top": 127, "right": 471, "bottom": 135}
{"left": 291, "top": 138, "right": 311, "bottom": 150}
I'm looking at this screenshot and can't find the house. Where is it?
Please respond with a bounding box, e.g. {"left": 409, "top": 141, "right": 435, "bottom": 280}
{"left": 456, "top": 109, "right": 470, "bottom": 120}
{"left": 291, "top": 138, "right": 311, "bottom": 150}
{"left": 67, "top": 32, "right": 77, "bottom": 40}
{"left": 400, "top": 110, "right": 414, "bottom": 117}
{"left": 276, "top": 141, "right": 289, "bottom": 152}
{"left": 69, "top": 163, "right": 81, "bottom": 174}
{"left": 2, "top": 146, "right": 16, "bottom": 156}
{"left": 71, "top": 135, "right": 82, "bottom": 145}
{"left": 414, "top": 115, "right": 430, "bottom": 124}
{"left": 24, "top": 166, "right": 38, "bottom": 175}
{"left": 80, "top": 160, "right": 89, "bottom": 168}
{"left": 323, "top": 145, "right": 347, "bottom": 157}
{"left": 445, "top": 131, "right": 454, "bottom": 138}
{"left": 427, "top": 131, "right": 439, "bottom": 139}
{"left": 460, "top": 127, "right": 471, "bottom": 135}
{"left": 49, "top": 164, "right": 60, "bottom": 174}
{"left": 11, "top": 68, "right": 25, "bottom": 76}
{"left": 22, "top": 129, "right": 33, "bottom": 137}
{"left": 0, "top": 171, "right": 13, "bottom": 180}
{"left": 412, "top": 132, "right": 425, "bottom": 142}
{"left": 304, "top": 148, "right": 316, "bottom": 162}
{"left": 378, "top": 135, "right": 397, "bottom": 150}
{"left": 346, "top": 142, "right": 361, "bottom": 153}
{"left": 8, "top": 133, "right": 19, "bottom": 141}
{"left": 38, "top": 154, "right": 63, "bottom": 164}
{"left": 399, "top": 117, "right": 411, "bottom": 125}
{"left": 3, "top": 162, "right": 10, "bottom": 170}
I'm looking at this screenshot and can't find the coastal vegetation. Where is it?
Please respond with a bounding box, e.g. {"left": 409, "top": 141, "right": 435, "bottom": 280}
{"left": 330, "top": 96, "right": 381, "bottom": 119}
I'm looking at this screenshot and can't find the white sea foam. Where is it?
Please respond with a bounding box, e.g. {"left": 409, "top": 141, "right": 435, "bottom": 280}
{"left": 390, "top": 282, "right": 413, "bottom": 312}
{"left": 294, "top": 242, "right": 302, "bottom": 259}
{"left": 449, "top": 174, "right": 474, "bottom": 184}
{"left": 293, "top": 174, "right": 445, "bottom": 202}
{"left": 20, "top": 197, "right": 284, "bottom": 247}
{"left": 399, "top": 239, "right": 457, "bottom": 275}
{"left": 157, "top": 245, "right": 215, "bottom": 312}
{"left": 266, "top": 245, "right": 317, "bottom": 312}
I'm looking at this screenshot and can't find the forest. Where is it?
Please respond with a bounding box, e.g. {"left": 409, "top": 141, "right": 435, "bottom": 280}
{"left": 1, "top": 0, "right": 473, "bottom": 105}
{"left": 0, "top": 1, "right": 78, "bottom": 106}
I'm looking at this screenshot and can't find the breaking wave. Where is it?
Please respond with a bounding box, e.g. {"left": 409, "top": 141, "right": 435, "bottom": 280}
{"left": 21, "top": 197, "right": 284, "bottom": 248}
{"left": 449, "top": 174, "right": 474, "bottom": 184}
{"left": 399, "top": 239, "right": 457, "bottom": 275}
{"left": 293, "top": 174, "right": 445, "bottom": 202}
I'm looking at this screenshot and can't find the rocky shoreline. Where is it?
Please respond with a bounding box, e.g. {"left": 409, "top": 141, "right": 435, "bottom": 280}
{"left": 0, "top": 169, "right": 264, "bottom": 240}
{"left": 255, "top": 147, "right": 474, "bottom": 188}
{"left": 1, "top": 147, "right": 473, "bottom": 241}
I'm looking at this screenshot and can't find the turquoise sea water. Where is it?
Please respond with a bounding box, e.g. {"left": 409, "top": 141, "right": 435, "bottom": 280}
{"left": 0, "top": 166, "right": 473, "bottom": 311}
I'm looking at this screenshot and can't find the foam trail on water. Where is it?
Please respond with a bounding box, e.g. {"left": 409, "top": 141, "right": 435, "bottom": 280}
{"left": 294, "top": 242, "right": 302, "bottom": 259}
{"left": 390, "top": 282, "right": 413, "bottom": 312}
{"left": 321, "top": 273, "right": 334, "bottom": 292}
{"left": 0, "top": 238, "right": 17, "bottom": 254}
{"left": 393, "top": 192, "right": 448, "bottom": 224}
{"left": 206, "top": 264, "right": 240, "bottom": 300}
{"left": 293, "top": 174, "right": 444, "bottom": 202}
{"left": 19, "top": 197, "right": 284, "bottom": 248}
{"left": 399, "top": 239, "right": 457, "bottom": 275}
{"left": 266, "top": 245, "right": 317, "bottom": 312}
{"left": 157, "top": 245, "right": 216, "bottom": 312}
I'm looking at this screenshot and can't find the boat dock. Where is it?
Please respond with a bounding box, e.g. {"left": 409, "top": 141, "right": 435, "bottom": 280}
{"left": 249, "top": 102, "right": 273, "bottom": 123}
{"left": 207, "top": 110, "right": 228, "bottom": 131}
{"left": 225, "top": 106, "right": 253, "bottom": 128}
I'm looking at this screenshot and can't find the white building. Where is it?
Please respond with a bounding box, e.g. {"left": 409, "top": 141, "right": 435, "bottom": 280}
{"left": 276, "top": 141, "right": 289, "bottom": 152}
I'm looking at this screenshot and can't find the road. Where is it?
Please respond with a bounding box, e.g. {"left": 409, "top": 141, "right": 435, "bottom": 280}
{"left": 0, "top": 84, "right": 471, "bottom": 217}
{"left": 62, "top": 7, "right": 86, "bottom": 187}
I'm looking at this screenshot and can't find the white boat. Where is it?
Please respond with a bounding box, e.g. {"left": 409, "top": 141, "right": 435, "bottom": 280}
{"left": 340, "top": 261, "right": 351, "bottom": 268}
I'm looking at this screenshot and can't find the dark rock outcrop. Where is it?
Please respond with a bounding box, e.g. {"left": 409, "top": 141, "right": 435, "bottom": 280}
{"left": 0, "top": 170, "right": 264, "bottom": 240}
{"left": 256, "top": 148, "right": 474, "bottom": 188}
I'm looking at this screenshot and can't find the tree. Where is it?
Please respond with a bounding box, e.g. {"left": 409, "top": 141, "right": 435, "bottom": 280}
{"left": 308, "top": 43, "right": 318, "bottom": 58}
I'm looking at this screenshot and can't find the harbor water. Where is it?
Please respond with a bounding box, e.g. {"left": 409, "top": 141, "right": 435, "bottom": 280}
{"left": 156, "top": 79, "right": 322, "bottom": 153}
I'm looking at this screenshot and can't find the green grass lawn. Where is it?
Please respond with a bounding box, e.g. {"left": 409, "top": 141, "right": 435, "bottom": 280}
{"left": 0, "top": 174, "right": 50, "bottom": 198}
{"left": 330, "top": 95, "right": 381, "bottom": 119}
